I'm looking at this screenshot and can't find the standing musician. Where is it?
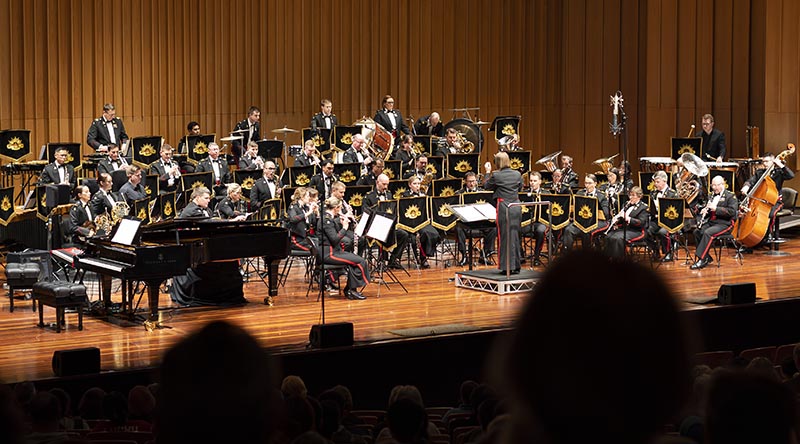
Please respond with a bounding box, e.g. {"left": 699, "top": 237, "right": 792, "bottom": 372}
{"left": 413, "top": 112, "right": 444, "bottom": 137}
{"left": 561, "top": 174, "right": 610, "bottom": 252}
{"left": 196, "top": 142, "right": 232, "bottom": 197}
{"left": 604, "top": 186, "right": 649, "bottom": 258}
{"left": 455, "top": 172, "right": 497, "bottom": 266}
{"left": 435, "top": 128, "right": 462, "bottom": 157}
{"left": 149, "top": 144, "right": 181, "bottom": 194}
{"left": 402, "top": 176, "right": 441, "bottom": 268}
{"left": 91, "top": 173, "right": 123, "bottom": 217}
{"left": 97, "top": 144, "right": 129, "bottom": 175}
{"left": 361, "top": 174, "right": 408, "bottom": 268}
{"left": 559, "top": 155, "right": 579, "bottom": 189}
{"left": 179, "top": 186, "right": 212, "bottom": 219}
{"left": 38, "top": 147, "right": 77, "bottom": 190}
{"left": 66, "top": 185, "right": 96, "bottom": 244}
{"left": 87, "top": 103, "right": 129, "bottom": 153}
{"left": 119, "top": 165, "right": 147, "bottom": 204}
{"left": 357, "top": 158, "right": 385, "bottom": 187}
{"left": 691, "top": 176, "right": 738, "bottom": 269}
{"left": 484, "top": 152, "right": 523, "bottom": 275}
{"left": 521, "top": 171, "right": 547, "bottom": 266}
{"left": 373, "top": 95, "right": 411, "bottom": 140}
{"left": 321, "top": 196, "right": 370, "bottom": 300}
{"left": 216, "top": 183, "right": 248, "bottom": 221}
{"left": 287, "top": 187, "right": 317, "bottom": 252}
{"left": 310, "top": 99, "right": 338, "bottom": 133}
{"left": 740, "top": 151, "right": 795, "bottom": 238}
{"left": 231, "top": 106, "right": 261, "bottom": 160}
{"left": 294, "top": 139, "right": 322, "bottom": 168}
{"left": 394, "top": 134, "right": 418, "bottom": 175}
{"left": 249, "top": 161, "right": 283, "bottom": 211}
{"left": 647, "top": 171, "right": 679, "bottom": 261}
{"left": 696, "top": 114, "right": 726, "bottom": 162}
{"left": 238, "top": 141, "right": 265, "bottom": 171}
{"left": 309, "top": 159, "right": 337, "bottom": 199}
{"left": 549, "top": 169, "right": 571, "bottom": 194}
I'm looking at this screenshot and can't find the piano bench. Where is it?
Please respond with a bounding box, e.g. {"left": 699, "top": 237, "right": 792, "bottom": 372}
{"left": 32, "top": 282, "right": 89, "bottom": 333}
{"left": 5, "top": 263, "right": 40, "bottom": 313}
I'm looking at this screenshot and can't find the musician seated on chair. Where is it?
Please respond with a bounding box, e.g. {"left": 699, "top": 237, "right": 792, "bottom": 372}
{"left": 357, "top": 158, "right": 385, "bottom": 187}
{"left": 331, "top": 181, "right": 356, "bottom": 252}
{"left": 599, "top": 167, "right": 627, "bottom": 209}
{"left": 119, "top": 165, "right": 147, "bottom": 204}
{"left": 287, "top": 187, "right": 316, "bottom": 252}
{"left": 66, "top": 185, "right": 96, "bottom": 245}
{"left": 196, "top": 143, "right": 232, "bottom": 197}
{"left": 294, "top": 139, "right": 322, "bottom": 168}
{"left": 521, "top": 172, "right": 547, "bottom": 266}
{"left": 238, "top": 141, "right": 264, "bottom": 171}
{"left": 216, "top": 183, "right": 247, "bottom": 221}
{"left": 548, "top": 169, "right": 571, "bottom": 194}
{"left": 309, "top": 159, "right": 337, "bottom": 199}
{"left": 740, "top": 151, "right": 795, "bottom": 239}
{"left": 401, "top": 176, "right": 441, "bottom": 269}
{"left": 179, "top": 187, "right": 213, "bottom": 219}
{"left": 321, "top": 196, "right": 370, "bottom": 301}
{"left": 646, "top": 171, "right": 679, "bottom": 261}
{"left": 435, "top": 128, "right": 462, "bottom": 157}
{"left": 456, "top": 172, "right": 497, "bottom": 266}
{"left": 340, "top": 133, "right": 372, "bottom": 175}
{"left": 149, "top": 144, "right": 181, "bottom": 194}
{"left": 97, "top": 144, "right": 129, "bottom": 175}
{"left": 249, "top": 161, "right": 283, "bottom": 211}
{"left": 360, "top": 174, "right": 408, "bottom": 269}
{"left": 394, "top": 134, "right": 418, "bottom": 176}
{"left": 38, "top": 147, "right": 77, "bottom": 190}
{"left": 91, "top": 173, "right": 123, "bottom": 217}
{"left": 604, "top": 186, "right": 649, "bottom": 258}
{"left": 559, "top": 155, "right": 579, "bottom": 189}
{"left": 561, "top": 174, "right": 610, "bottom": 252}
{"left": 403, "top": 155, "right": 430, "bottom": 180}
{"left": 690, "top": 176, "right": 738, "bottom": 270}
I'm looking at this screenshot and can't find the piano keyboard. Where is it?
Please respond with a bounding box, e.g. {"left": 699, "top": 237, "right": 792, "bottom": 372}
{"left": 78, "top": 257, "right": 126, "bottom": 273}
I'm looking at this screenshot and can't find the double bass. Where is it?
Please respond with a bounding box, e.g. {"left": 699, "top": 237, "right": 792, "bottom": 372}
{"left": 734, "top": 143, "right": 795, "bottom": 247}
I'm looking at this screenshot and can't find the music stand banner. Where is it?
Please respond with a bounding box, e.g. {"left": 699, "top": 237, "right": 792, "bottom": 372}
{"left": 431, "top": 195, "right": 459, "bottom": 231}
{"left": 539, "top": 193, "right": 571, "bottom": 230}
{"left": 446, "top": 153, "right": 479, "bottom": 179}
{"left": 47, "top": 142, "right": 81, "bottom": 169}
{"left": 383, "top": 159, "right": 402, "bottom": 181}
{"left": 426, "top": 156, "right": 444, "bottom": 180}
{"left": 519, "top": 192, "right": 535, "bottom": 227}
{"left": 432, "top": 178, "right": 461, "bottom": 197}
{"left": 186, "top": 134, "right": 215, "bottom": 164}
{"left": 397, "top": 196, "right": 430, "bottom": 233}
{"left": 133, "top": 197, "right": 151, "bottom": 224}
{"left": 35, "top": 185, "right": 48, "bottom": 221}
{"left": 388, "top": 180, "right": 408, "bottom": 200}
{"left": 259, "top": 198, "right": 282, "bottom": 224}
{"left": 234, "top": 169, "right": 261, "bottom": 199}
{"left": 257, "top": 140, "right": 283, "bottom": 162}
{"left": 334, "top": 162, "right": 361, "bottom": 185}
{"left": 344, "top": 185, "right": 372, "bottom": 218}
{"left": 303, "top": 128, "right": 332, "bottom": 156}
{"left": 413, "top": 135, "right": 434, "bottom": 157}
{"left": 489, "top": 116, "right": 521, "bottom": 141}
{"left": 507, "top": 151, "right": 531, "bottom": 174}
{"left": 180, "top": 172, "right": 212, "bottom": 197}
{"left": 461, "top": 191, "right": 494, "bottom": 205}
{"left": 333, "top": 126, "right": 360, "bottom": 152}
{"left": 280, "top": 187, "right": 295, "bottom": 217}
{"left": 131, "top": 136, "right": 163, "bottom": 168}
{"left": 0, "top": 186, "right": 15, "bottom": 226}
{"left": 377, "top": 199, "right": 397, "bottom": 216}
{"left": 638, "top": 172, "right": 657, "bottom": 195}
{"left": 0, "top": 129, "right": 31, "bottom": 162}
{"left": 289, "top": 166, "right": 316, "bottom": 187}
{"left": 156, "top": 192, "right": 177, "bottom": 221}
{"left": 573, "top": 195, "right": 599, "bottom": 233}
{"left": 671, "top": 137, "right": 702, "bottom": 159}
{"left": 140, "top": 174, "right": 158, "bottom": 200}
{"left": 657, "top": 197, "right": 685, "bottom": 233}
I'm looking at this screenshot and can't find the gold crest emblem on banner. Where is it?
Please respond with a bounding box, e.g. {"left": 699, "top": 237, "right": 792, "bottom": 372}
{"left": 665, "top": 206, "right": 679, "bottom": 220}
{"left": 340, "top": 170, "right": 356, "bottom": 183}
{"left": 647, "top": 181, "right": 656, "bottom": 192}
{"left": 7, "top": 137, "right": 24, "bottom": 151}
{"left": 242, "top": 177, "right": 255, "bottom": 190}
{"left": 138, "top": 207, "right": 147, "bottom": 219}
{"left": 550, "top": 202, "right": 564, "bottom": 217}
{"left": 426, "top": 164, "right": 437, "bottom": 176}
{"left": 438, "top": 205, "right": 452, "bottom": 217}
{"left": 340, "top": 133, "right": 353, "bottom": 145}
{"left": 349, "top": 193, "right": 363, "bottom": 207}
{"left": 1, "top": 196, "right": 11, "bottom": 212}
{"left": 140, "top": 143, "right": 156, "bottom": 157}
{"left": 678, "top": 143, "right": 696, "bottom": 155}
{"left": 66, "top": 152, "right": 75, "bottom": 162}
{"left": 164, "top": 201, "right": 173, "bottom": 217}
{"left": 145, "top": 186, "right": 153, "bottom": 196}
{"left": 510, "top": 157, "right": 523, "bottom": 170}
{"left": 40, "top": 194, "right": 47, "bottom": 207}
{"left": 502, "top": 124, "right": 517, "bottom": 136}
{"left": 385, "top": 168, "right": 395, "bottom": 179}
{"left": 312, "top": 135, "right": 325, "bottom": 147}
{"left": 270, "top": 206, "right": 277, "bottom": 220}
{"left": 295, "top": 173, "right": 310, "bottom": 186}
{"left": 191, "top": 181, "right": 204, "bottom": 189}
{"left": 414, "top": 142, "right": 426, "bottom": 153}
{"left": 441, "top": 187, "right": 455, "bottom": 197}
{"left": 393, "top": 188, "right": 406, "bottom": 199}
{"left": 455, "top": 160, "right": 473, "bottom": 173}
{"left": 578, "top": 205, "right": 593, "bottom": 219}
{"left": 405, "top": 204, "right": 421, "bottom": 219}
{"left": 193, "top": 141, "right": 208, "bottom": 155}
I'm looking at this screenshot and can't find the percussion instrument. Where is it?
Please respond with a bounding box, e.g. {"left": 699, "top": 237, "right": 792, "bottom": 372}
{"left": 730, "top": 158, "right": 761, "bottom": 186}
{"left": 474, "top": 120, "right": 490, "bottom": 125}
{"left": 704, "top": 161, "right": 739, "bottom": 172}
{"left": 356, "top": 118, "right": 394, "bottom": 161}
{"left": 288, "top": 145, "right": 303, "bottom": 157}
{"left": 272, "top": 127, "right": 299, "bottom": 134}
{"left": 220, "top": 136, "right": 243, "bottom": 142}
{"left": 444, "top": 118, "right": 483, "bottom": 152}
{"left": 639, "top": 157, "right": 676, "bottom": 172}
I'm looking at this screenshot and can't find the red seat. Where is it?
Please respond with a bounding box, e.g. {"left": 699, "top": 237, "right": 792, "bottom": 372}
{"left": 739, "top": 346, "right": 777, "bottom": 362}
{"left": 694, "top": 350, "right": 734, "bottom": 368}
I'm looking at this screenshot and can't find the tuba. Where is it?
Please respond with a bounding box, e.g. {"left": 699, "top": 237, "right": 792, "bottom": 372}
{"left": 592, "top": 153, "right": 619, "bottom": 174}
{"left": 675, "top": 153, "right": 708, "bottom": 204}
{"left": 535, "top": 151, "right": 562, "bottom": 172}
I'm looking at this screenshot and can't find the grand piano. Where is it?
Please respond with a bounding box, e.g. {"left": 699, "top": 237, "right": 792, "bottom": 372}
{"left": 74, "top": 218, "right": 290, "bottom": 318}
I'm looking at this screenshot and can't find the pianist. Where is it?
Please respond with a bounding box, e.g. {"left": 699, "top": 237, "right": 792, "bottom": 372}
{"left": 170, "top": 186, "right": 247, "bottom": 306}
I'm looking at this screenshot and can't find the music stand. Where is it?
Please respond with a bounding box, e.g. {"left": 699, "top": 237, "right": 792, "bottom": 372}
{"left": 357, "top": 210, "right": 408, "bottom": 296}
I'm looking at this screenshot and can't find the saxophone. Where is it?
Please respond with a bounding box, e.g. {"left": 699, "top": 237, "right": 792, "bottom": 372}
{"left": 419, "top": 171, "right": 435, "bottom": 194}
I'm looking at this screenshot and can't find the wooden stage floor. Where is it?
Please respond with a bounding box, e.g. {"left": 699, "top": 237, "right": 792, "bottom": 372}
{"left": 2, "top": 229, "right": 800, "bottom": 383}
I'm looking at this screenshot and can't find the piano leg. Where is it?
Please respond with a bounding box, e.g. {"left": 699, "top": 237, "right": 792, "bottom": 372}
{"left": 266, "top": 259, "right": 279, "bottom": 297}
{"left": 100, "top": 275, "right": 112, "bottom": 308}
{"left": 145, "top": 279, "right": 162, "bottom": 319}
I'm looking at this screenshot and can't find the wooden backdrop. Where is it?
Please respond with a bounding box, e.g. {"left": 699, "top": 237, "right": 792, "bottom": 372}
{"left": 0, "top": 0, "right": 798, "bottom": 176}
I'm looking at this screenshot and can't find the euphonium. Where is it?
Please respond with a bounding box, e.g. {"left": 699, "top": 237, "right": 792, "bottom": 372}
{"left": 455, "top": 133, "right": 475, "bottom": 154}
{"left": 674, "top": 153, "right": 708, "bottom": 204}
{"left": 419, "top": 171, "right": 435, "bottom": 194}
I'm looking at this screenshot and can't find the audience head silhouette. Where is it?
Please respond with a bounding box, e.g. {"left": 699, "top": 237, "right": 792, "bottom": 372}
{"left": 499, "top": 250, "right": 693, "bottom": 444}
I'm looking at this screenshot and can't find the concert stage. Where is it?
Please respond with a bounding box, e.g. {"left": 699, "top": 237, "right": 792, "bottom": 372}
{"left": 455, "top": 269, "right": 541, "bottom": 294}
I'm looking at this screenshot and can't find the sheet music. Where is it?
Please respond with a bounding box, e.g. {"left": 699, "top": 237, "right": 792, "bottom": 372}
{"left": 354, "top": 213, "right": 370, "bottom": 237}
{"left": 111, "top": 218, "right": 142, "bottom": 246}
{"left": 452, "top": 205, "right": 486, "bottom": 222}
{"left": 473, "top": 203, "right": 497, "bottom": 220}
{"left": 366, "top": 213, "right": 393, "bottom": 243}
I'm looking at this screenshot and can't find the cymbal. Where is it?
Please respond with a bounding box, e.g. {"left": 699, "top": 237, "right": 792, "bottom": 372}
{"left": 474, "top": 120, "right": 489, "bottom": 125}
{"left": 220, "top": 135, "right": 243, "bottom": 142}
{"left": 272, "top": 126, "right": 299, "bottom": 134}
{"left": 353, "top": 117, "right": 375, "bottom": 125}
{"left": 230, "top": 129, "right": 250, "bottom": 133}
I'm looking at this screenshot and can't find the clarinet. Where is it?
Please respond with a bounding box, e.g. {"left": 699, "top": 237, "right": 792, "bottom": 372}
{"left": 605, "top": 200, "right": 634, "bottom": 235}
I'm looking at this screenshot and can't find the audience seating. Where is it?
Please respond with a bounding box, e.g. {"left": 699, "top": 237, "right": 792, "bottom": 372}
{"left": 694, "top": 350, "right": 734, "bottom": 368}
{"left": 739, "top": 345, "right": 777, "bottom": 362}
{"left": 775, "top": 343, "right": 797, "bottom": 364}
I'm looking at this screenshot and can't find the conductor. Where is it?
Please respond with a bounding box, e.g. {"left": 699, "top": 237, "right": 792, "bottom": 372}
{"left": 484, "top": 152, "right": 522, "bottom": 275}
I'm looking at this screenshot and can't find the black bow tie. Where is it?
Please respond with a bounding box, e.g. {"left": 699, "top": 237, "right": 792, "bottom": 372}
{"left": 324, "top": 115, "right": 331, "bottom": 119}
{"left": 267, "top": 179, "right": 274, "bottom": 183}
